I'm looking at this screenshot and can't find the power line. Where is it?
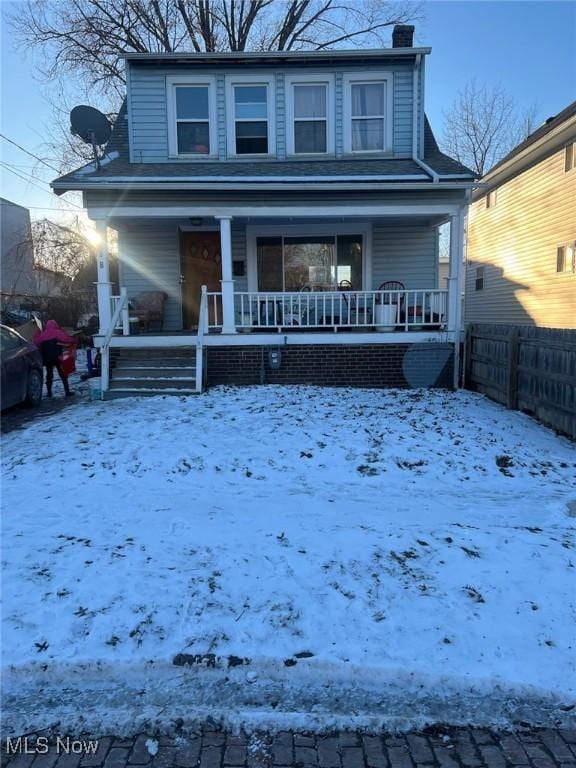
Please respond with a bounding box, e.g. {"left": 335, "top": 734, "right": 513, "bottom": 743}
{"left": 0, "top": 133, "right": 62, "bottom": 174}
{"left": 0, "top": 161, "right": 83, "bottom": 209}
{"left": 27, "top": 206, "right": 86, "bottom": 213}
{"left": 0, "top": 159, "right": 83, "bottom": 207}
{"left": 0, "top": 161, "right": 58, "bottom": 196}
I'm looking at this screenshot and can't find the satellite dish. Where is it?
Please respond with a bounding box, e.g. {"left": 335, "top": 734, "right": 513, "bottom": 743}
{"left": 70, "top": 105, "right": 112, "bottom": 169}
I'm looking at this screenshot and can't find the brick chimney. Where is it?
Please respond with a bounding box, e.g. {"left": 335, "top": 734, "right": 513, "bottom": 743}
{"left": 392, "top": 24, "right": 414, "bottom": 48}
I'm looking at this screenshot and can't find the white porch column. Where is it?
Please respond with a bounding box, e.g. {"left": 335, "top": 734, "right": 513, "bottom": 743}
{"left": 216, "top": 215, "right": 237, "bottom": 334}
{"left": 447, "top": 211, "right": 465, "bottom": 387}
{"left": 94, "top": 220, "right": 112, "bottom": 334}
{"left": 447, "top": 212, "right": 464, "bottom": 333}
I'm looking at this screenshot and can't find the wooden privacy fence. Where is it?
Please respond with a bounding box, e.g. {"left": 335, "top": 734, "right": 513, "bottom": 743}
{"left": 465, "top": 324, "right": 576, "bottom": 440}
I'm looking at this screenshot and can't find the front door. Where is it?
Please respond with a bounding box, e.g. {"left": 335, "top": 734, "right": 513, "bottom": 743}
{"left": 180, "top": 231, "right": 222, "bottom": 328}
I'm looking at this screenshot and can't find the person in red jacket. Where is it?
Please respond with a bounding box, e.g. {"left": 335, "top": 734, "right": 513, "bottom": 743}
{"left": 33, "top": 320, "right": 77, "bottom": 398}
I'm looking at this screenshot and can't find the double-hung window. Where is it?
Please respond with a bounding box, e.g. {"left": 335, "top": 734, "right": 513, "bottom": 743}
{"left": 286, "top": 75, "right": 334, "bottom": 155}
{"left": 167, "top": 76, "right": 217, "bottom": 158}
{"left": 226, "top": 75, "right": 275, "bottom": 156}
{"left": 343, "top": 73, "right": 393, "bottom": 154}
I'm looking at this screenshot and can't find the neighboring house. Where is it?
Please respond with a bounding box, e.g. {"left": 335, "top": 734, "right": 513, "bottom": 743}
{"left": 0, "top": 198, "right": 37, "bottom": 307}
{"left": 52, "top": 25, "right": 476, "bottom": 397}
{"left": 465, "top": 101, "right": 576, "bottom": 329}
{"left": 33, "top": 265, "right": 71, "bottom": 297}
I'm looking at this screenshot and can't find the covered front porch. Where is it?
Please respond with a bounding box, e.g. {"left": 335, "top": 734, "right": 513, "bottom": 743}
{"left": 97, "top": 210, "right": 464, "bottom": 336}
{"left": 91, "top": 201, "right": 466, "bottom": 394}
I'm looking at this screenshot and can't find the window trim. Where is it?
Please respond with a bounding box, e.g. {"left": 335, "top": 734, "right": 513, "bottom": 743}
{"left": 246, "top": 222, "right": 372, "bottom": 292}
{"left": 225, "top": 74, "right": 276, "bottom": 158}
{"left": 556, "top": 242, "right": 576, "bottom": 274}
{"left": 565, "top": 142, "right": 575, "bottom": 173}
{"left": 167, "top": 75, "right": 218, "bottom": 159}
{"left": 486, "top": 189, "right": 498, "bottom": 209}
{"left": 285, "top": 73, "right": 335, "bottom": 157}
{"left": 342, "top": 72, "right": 393, "bottom": 155}
{"left": 475, "top": 266, "right": 485, "bottom": 291}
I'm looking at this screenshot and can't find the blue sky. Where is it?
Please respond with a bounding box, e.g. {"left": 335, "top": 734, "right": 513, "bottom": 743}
{"left": 1, "top": 0, "right": 575, "bottom": 222}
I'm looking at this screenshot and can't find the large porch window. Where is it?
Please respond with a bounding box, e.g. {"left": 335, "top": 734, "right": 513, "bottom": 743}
{"left": 256, "top": 234, "right": 363, "bottom": 291}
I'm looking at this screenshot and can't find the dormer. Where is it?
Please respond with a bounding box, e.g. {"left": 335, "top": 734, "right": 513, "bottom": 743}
{"left": 123, "top": 25, "right": 429, "bottom": 164}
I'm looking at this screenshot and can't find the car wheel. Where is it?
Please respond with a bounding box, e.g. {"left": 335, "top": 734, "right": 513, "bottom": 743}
{"left": 24, "top": 369, "right": 43, "bottom": 407}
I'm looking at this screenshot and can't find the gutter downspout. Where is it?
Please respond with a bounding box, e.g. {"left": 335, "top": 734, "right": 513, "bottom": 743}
{"left": 412, "top": 54, "right": 439, "bottom": 183}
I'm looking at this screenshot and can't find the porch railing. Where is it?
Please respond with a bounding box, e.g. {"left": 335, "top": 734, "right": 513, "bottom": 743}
{"left": 206, "top": 289, "right": 448, "bottom": 332}
{"left": 110, "top": 292, "right": 129, "bottom": 335}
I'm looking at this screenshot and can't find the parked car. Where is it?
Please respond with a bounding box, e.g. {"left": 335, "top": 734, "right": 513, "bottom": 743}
{"left": 0, "top": 324, "right": 43, "bottom": 409}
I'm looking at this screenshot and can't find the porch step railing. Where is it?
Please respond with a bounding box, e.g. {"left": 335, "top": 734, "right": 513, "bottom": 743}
{"left": 195, "top": 286, "right": 208, "bottom": 393}
{"left": 101, "top": 289, "right": 128, "bottom": 395}
{"left": 206, "top": 289, "right": 448, "bottom": 332}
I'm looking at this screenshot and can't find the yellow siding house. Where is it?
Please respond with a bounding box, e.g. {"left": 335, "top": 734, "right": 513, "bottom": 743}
{"left": 465, "top": 101, "right": 576, "bottom": 328}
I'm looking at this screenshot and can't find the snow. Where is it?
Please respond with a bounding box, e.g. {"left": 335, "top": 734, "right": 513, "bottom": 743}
{"left": 2, "top": 385, "right": 575, "bottom": 734}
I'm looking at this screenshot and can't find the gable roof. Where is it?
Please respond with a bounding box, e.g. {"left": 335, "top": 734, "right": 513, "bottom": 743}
{"left": 470, "top": 99, "right": 576, "bottom": 201}
{"left": 486, "top": 100, "right": 576, "bottom": 179}
{"left": 423, "top": 117, "right": 475, "bottom": 176}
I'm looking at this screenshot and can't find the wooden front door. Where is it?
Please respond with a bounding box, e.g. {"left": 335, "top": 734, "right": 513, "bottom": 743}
{"left": 180, "top": 231, "right": 222, "bottom": 328}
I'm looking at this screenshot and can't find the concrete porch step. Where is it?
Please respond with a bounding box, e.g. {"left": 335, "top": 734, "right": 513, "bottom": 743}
{"left": 107, "top": 346, "right": 201, "bottom": 398}
{"left": 110, "top": 348, "right": 195, "bottom": 358}
{"left": 113, "top": 365, "right": 196, "bottom": 376}
{"left": 104, "top": 387, "right": 198, "bottom": 399}
{"left": 110, "top": 378, "right": 195, "bottom": 390}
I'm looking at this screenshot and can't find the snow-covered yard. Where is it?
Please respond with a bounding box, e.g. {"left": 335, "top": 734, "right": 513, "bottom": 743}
{"left": 2, "top": 386, "right": 575, "bottom": 734}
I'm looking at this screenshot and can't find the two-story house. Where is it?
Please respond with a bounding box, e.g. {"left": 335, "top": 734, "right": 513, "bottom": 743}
{"left": 52, "top": 25, "right": 476, "bottom": 398}
{"left": 465, "top": 100, "right": 576, "bottom": 329}
{"left": 1, "top": 198, "right": 37, "bottom": 307}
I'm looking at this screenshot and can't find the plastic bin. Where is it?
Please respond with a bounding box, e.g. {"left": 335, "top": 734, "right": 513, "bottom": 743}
{"left": 88, "top": 377, "right": 102, "bottom": 401}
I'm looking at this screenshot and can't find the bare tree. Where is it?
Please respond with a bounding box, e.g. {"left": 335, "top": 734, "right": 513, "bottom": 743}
{"left": 12, "top": 0, "right": 421, "bottom": 101}
{"left": 31, "top": 218, "right": 96, "bottom": 280}
{"left": 9, "top": 0, "right": 421, "bottom": 172}
{"left": 442, "top": 81, "right": 539, "bottom": 176}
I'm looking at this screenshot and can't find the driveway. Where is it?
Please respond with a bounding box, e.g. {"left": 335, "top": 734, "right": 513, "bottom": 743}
{"left": 1, "top": 355, "right": 91, "bottom": 434}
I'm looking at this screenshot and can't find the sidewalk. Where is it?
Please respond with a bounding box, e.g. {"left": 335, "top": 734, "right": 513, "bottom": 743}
{"left": 3, "top": 727, "right": 576, "bottom": 768}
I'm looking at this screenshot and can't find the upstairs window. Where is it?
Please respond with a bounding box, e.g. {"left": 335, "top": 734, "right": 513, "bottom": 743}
{"left": 286, "top": 75, "right": 334, "bottom": 155}
{"left": 294, "top": 85, "right": 327, "bottom": 153}
{"left": 226, "top": 76, "right": 275, "bottom": 156}
{"left": 343, "top": 73, "right": 393, "bottom": 154}
{"left": 167, "top": 77, "right": 216, "bottom": 157}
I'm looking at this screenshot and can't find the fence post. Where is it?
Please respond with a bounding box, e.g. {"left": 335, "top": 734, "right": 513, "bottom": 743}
{"left": 464, "top": 324, "right": 473, "bottom": 389}
{"left": 506, "top": 327, "right": 520, "bottom": 410}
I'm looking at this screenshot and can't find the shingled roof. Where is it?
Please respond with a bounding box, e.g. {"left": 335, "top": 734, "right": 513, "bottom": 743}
{"left": 485, "top": 100, "right": 576, "bottom": 179}
{"left": 53, "top": 102, "right": 475, "bottom": 189}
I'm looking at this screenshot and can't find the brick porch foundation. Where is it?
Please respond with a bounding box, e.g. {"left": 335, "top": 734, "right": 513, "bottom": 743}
{"left": 206, "top": 343, "right": 454, "bottom": 389}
